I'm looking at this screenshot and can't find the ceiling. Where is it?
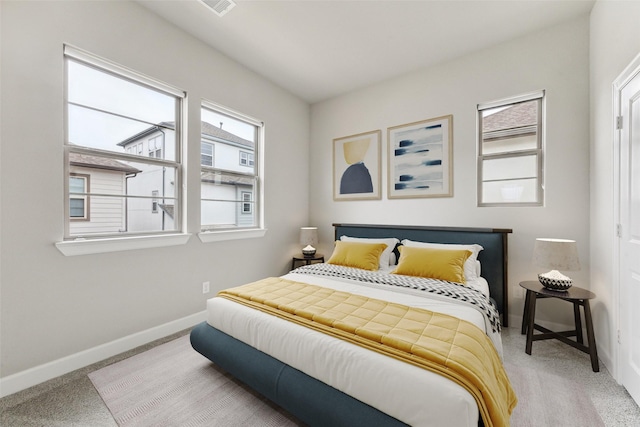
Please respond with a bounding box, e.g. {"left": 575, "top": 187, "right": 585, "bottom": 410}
{"left": 138, "top": 0, "right": 595, "bottom": 104}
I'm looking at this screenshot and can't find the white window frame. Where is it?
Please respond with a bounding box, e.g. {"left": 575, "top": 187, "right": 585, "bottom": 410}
{"left": 477, "top": 90, "right": 545, "bottom": 207}
{"left": 56, "top": 45, "right": 190, "bottom": 256}
{"left": 198, "top": 100, "right": 266, "bottom": 243}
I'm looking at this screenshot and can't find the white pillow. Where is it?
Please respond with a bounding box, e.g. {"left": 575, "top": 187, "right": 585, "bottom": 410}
{"left": 340, "top": 236, "right": 400, "bottom": 269}
{"left": 400, "top": 239, "right": 484, "bottom": 281}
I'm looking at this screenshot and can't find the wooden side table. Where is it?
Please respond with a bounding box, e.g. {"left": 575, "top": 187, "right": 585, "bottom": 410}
{"left": 520, "top": 280, "right": 599, "bottom": 372}
{"left": 291, "top": 254, "right": 324, "bottom": 270}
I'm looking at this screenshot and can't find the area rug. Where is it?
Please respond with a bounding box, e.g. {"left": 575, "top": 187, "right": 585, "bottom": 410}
{"left": 88, "top": 334, "right": 300, "bottom": 426}
{"left": 90, "top": 334, "right": 604, "bottom": 426}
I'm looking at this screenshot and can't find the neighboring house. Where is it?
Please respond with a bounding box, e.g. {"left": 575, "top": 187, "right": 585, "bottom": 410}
{"left": 116, "top": 121, "right": 256, "bottom": 232}
{"left": 480, "top": 100, "right": 540, "bottom": 203}
{"left": 117, "top": 124, "right": 177, "bottom": 233}
{"left": 200, "top": 121, "right": 256, "bottom": 229}
{"left": 68, "top": 152, "right": 140, "bottom": 236}
{"left": 482, "top": 101, "right": 538, "bottom": 149}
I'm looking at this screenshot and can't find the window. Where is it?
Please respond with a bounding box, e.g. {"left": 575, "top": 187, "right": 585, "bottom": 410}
{"left": 201, "top": 101, "right": 262, "bottom": 231}
{"left": 240, "top": 151, "right": 254, "bottom": 167}
{"left": 148, "top": 135, "right": 162, "bottom": 158}
{"left": 477, "top": 91, "right": 544, "bottom": 206}
{"left": 151, "top": 190, "right": 159, "bottom": 213}
{"left": 69, "top": 174, "right": 89, "bottom": 220}
{"left": 201, "top": 142, "right": 214, "bottom": 167}
{"left": 64, "top": 45, "right": 184, "bottom": 239}
{"left": 241, "top": 191, "right": 252, "bottom": 214}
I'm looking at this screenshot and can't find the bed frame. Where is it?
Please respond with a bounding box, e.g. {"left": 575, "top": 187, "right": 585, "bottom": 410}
{"left": 191, "top": 224, "right": 512, "bottom": 427}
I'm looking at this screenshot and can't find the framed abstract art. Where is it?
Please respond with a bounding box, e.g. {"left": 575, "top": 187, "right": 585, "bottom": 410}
{"left": 333, "top": 130, "right": 381, "bottom": 201}
{"left": 387, "top": 115, "right": 453, "bottom": 199}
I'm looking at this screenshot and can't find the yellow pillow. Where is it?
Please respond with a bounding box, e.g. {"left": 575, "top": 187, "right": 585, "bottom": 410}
{"left": 327, "top": 241, "right": 388, "bottom": 271}
{"left": 392, "top": 246, "right": 472, "bottom": 283}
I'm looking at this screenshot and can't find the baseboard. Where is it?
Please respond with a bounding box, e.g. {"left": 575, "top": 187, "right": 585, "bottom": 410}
{"left": 0, "top": 310, "right": 207, "bottom": 398}
{"left": 507, "top": 314, "right": 522, "bottom": 331}
{"left": 597, "top": 345, "right": 614, "bottom": 379}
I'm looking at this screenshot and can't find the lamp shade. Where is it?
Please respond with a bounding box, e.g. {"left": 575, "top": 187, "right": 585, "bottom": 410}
{"left": 532, "top": 238, "right": 581, "bottom": 271}
{"left": 299, "top": 227, "right": 318, "bottom": 247}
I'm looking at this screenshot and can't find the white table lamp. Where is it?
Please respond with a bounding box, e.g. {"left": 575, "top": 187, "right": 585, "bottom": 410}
{"left": 300, "top": 227, "right": 318, "bottom": 257}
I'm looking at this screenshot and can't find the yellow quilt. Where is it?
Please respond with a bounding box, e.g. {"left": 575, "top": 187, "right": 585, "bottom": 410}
{"left": 218, "top": 277, "right": 517, "bottom": 427}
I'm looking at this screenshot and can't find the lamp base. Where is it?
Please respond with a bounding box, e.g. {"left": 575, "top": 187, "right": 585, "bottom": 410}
{"left": 538, "top": 270, "right": 572, "bottom": 291}
{"left": 302, "top": 245, "right": 316, "bottom": 257}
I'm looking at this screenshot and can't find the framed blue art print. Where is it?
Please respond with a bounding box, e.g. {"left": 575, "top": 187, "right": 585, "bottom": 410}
{"left": 387, "top": 115, "right": 453, "bottom": 199}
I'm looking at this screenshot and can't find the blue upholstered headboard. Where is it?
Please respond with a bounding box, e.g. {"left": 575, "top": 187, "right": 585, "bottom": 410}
{"left": 334, "top": 223, "right": 512, "bottom": 327}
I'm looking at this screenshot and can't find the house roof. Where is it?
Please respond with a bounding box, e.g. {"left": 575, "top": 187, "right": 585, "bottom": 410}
{"left": 117, "top": 122, "right": 175, "bottom": 147}
{"left": 201, "top": 171, "right": 254, "bottom": 186}
{"left": 118, "top": 121, "right": 254, "bottom": 149}
{"left": 69, "top": 152, "right": 141, "bottom": 174}
{"left": 201, "top": 122, "right": 253, "bottom": 149}
{"left": 482, "top": 101, "right": 538, "bottom": 134}
{"left": 158, "top": 203, "right": 174, "bottom": 218}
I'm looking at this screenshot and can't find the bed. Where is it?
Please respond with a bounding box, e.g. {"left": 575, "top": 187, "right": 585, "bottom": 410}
{"left": 191, "top": 223, "right": 514, "bottom": 427}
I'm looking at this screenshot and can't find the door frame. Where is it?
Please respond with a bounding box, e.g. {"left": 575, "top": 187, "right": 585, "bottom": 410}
{"left": 613, "top": 51, "right": 640, "bottom": 384}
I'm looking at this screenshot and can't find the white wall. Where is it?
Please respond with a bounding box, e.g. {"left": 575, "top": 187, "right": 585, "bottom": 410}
{"left": 310, "top": 17, "right": 590, "bottom": 330}
{"left": 589, "top": 0, "right": 640, "bottom": 379}
{"left": 0, "top": 0, "right": 309, "bottom": 385}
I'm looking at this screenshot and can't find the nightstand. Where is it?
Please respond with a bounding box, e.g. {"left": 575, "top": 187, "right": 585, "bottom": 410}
{"left": 520, "top": 280, "right": 599, "bottom": 372}
{"left": 291, "top": 254, "right": 324, "bottom": 270}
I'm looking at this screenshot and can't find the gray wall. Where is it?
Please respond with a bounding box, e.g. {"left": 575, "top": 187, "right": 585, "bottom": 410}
{"left": 0, "top": 0, "right": 309, "bottom": 380}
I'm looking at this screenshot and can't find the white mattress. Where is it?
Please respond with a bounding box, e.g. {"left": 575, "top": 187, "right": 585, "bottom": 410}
{"left": 207, "top": 271, "right": 503, "bottom": 427}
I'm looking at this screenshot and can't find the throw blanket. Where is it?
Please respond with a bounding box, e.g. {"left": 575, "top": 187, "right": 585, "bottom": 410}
{"left": 218, "top": 277, "right": 517, "bottom": 427}
{"left": 295, "top": 263, "right": 501, "bottom": 333}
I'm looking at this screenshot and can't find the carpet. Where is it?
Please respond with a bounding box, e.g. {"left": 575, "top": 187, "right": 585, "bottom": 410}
{"left": 90, "top": 334, "right": 604, "bottom": 427}
{"left": 505, "top": 362, "right": 605, "bottom": 427}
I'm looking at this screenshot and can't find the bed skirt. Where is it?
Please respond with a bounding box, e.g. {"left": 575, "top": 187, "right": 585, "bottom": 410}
{"left": 190, "top": 321, "right": 410, "bottom": 427}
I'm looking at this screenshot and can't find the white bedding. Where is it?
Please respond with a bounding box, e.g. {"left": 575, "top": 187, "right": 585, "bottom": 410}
{"left": 207, "top": 269, "right": 503, "bottom": 427}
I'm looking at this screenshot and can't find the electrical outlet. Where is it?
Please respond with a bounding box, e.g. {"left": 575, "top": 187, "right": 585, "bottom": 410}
{"left": 202, "top": 281, "right": 210, "bottom": 294}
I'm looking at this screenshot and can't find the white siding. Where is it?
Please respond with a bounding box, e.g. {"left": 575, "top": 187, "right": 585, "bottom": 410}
{"left": 126, "top": 164, "right": 176, "bottom": 233}
{"left": 69, "top": 166, "right": 125, "bottom": 235}
{"left": 201, "top": 183, "right": 237, "bottom": 226}
{"left": 236, "top": 188, "right": 254, "bottom": 227}
{"left": 120, "top": 129, "right": 177, "bottom": 233}
{"left": 214, "top": 142, "right": 253, "bottom": 174}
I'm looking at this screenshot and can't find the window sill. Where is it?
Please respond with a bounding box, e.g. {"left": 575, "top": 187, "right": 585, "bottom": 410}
{"left": 55, "top": 233, "right": 192, "bottom": 256}
{"left": 198, "top": 228, "right": 267, "bottom": 243}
